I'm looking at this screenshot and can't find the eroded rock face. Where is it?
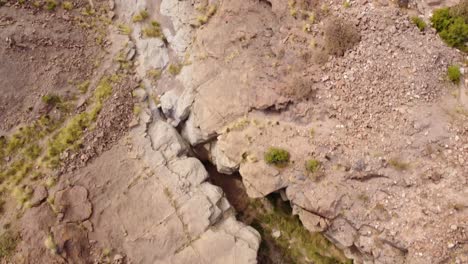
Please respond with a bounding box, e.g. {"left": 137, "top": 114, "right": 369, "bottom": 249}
{"left": 54, "top": 186, "right": 92, "bottom": 223}
{"left": 152, "top": 0, "right": 468, "bottom": 263}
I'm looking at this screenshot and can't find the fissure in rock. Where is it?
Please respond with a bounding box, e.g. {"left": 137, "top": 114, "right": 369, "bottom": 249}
{"left": 203, "top": 161, "right": 351, "bottom": 264}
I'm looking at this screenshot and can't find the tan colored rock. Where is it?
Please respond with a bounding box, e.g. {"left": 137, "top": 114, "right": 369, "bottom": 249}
{"left": 54, "top": 186, "right": 92, "bottom": 223}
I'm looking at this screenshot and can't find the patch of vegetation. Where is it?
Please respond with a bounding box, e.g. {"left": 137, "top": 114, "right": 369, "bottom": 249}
{"left": 23, "top": 144, "right": 41, "bottom": 160}
{"left": 247, "top": 194, "right": 351, "bottom": 264}
{"left": 411, "top": 16, "right": 427, "bottom": 31}
{"left": 265, "top": 147, "right": 290, "bottom": 167}
{"left": 117, "top": 24, "right": 132, "bottom": 35}
{"left": 305, "top": 159, "right": 321, "bottom": 173}
{"left": 431, "top": 4, "right": 468, "bottom": 52}
{"left": 132, "top": 10, "right": 149, "bottom": 23}
{"left": 11, "top": 185, "right": 33, "bottom": 206}
{"left": 447, "top": 64, "right": 461, "bottom": 84}
{"left": 0, "top": 231, "right": 18, "bottom": 259}
{"left": 196, "top": 4, "right": 217, "bottom": 26}
{"left": 62, "top": 1, "right": 73, "bottom": 10}
{"left": 142, "top": 21, "right": 164, "bottom": 39}
{"left": 41, "top": 94, "right": 61, "bottom": 106}
{"left": 147, "top": 68, "right": 162, "bottom": 80}
{"left": 77, "top": 80, "right": 90, "bottom": 94}
{"left": 45, "top": 0, "right": 57, "bottom": 10}
{"left": 167, "top": 63, "right": 182, "bottom": 75}
{"left": 32, "top": 1, "right": 42, "bottom": 8}
{"left": 45, "top": 77, "right": 113, "bottom": 168}
{"left": 93, "top": 77, "right": 112, "bottom": 102}
{"left": 323, "top": 17, "right": 360, "bottom": 56}
{"left": 342, "top": 0, "right": 351, "bottom": 8}
{"left": 388, "top": 158, "right": 409, "bottom": 171}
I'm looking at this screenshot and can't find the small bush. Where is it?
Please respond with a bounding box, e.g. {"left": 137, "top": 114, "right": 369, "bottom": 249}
{"left": 77, "top": 80, "right": 90, "bottom": 94}
{"left": 117, "top": 24, "right": 132, "bottom": 35}
{"left": 147, "top": 68, "right": 162, "bottom": 80}
{"left": 323, "top": 17, "right": 360, "bottom": 56}
{"left": 62, "top": 1, "right": 73, "bottom": 10}
{"left": 411, "top": 16, "right": 427, "bottom": 31}
{"left": 388, "top": 158, "right": 409, "bottom": 171}
{"left": 265, "top": 147, "right": 290, "bottom": 167}
{"left": 305, "top": 159, "right": 321, "bottom": 173}
{"left": 142, "top": 21, "right": 164, "bottom": 38}
{"left": 41, "top": 94, "right": 61, "bottom": 106}
{"left": 132, "top": 10, "right": 149, "bottom": 22}
{"left": 168, "top": 63, "right": 182, "bottom": 75}
{"left": 447, "top": 65, "right": 461, "bottom": 84}
{"left": 431, "top": 5, "right": 468, "bottom": 51}
{"left": 0, "top": 231, "right": 17, "bottom": 258}
{"left": 45, "top": 0, "right": 57, "bottom": 10}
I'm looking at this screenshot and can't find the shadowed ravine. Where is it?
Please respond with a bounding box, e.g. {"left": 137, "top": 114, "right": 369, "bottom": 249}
{"left": 204, "top": 162, "right": 351, "bottom": 264}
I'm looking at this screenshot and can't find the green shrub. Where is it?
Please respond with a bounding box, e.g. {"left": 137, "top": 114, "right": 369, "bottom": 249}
{"left": 168, "top": 63, "right": 182, "bottom": 75}
{"left": 117, "top": 24, "right": 132, "bottom": 35}
{"left": 142, "top": 21, "right": 164, "bottom": 38}
{"left": 45, "top": 0, "right": 57, "bottom": 10}
{"left": 447, "top": 65, "right": 461, "bottom": 84}
{"left": 41, "top": 94, "right": 61, "bottom": 106}
{"left": 62, "top": 1, "right": 73, "bottom": 10}
{"left": 132, "top": 10, "right": 149, "bottom": 22}
{"left": 305, "top": 159, "right": 321, "bottom": 173}
{"left": 265, "top": 147, "right": 290, "bottom": 167}
{"left": 431, "top": 6, "right": 468, "bottom": 51}
{"left": 411, "top": 16, "right": 427, "bottom": 31}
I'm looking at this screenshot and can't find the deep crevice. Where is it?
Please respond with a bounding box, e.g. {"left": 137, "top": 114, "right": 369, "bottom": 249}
{"left": 203, "top": 161, "right": 351, "bottom": 264}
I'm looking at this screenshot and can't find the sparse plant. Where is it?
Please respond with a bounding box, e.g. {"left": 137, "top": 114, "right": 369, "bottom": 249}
{"left": 133, "top": 105, "right": 142, "bottom": 115}
{"left": 117, "top": 24, "right": 132, "bottom": 35}
{"left": 197, "top": 4, "right": 217, "bottom": 25}
{"left": 305, "top": 159, "right": 321, "bottom": 173}
{"left": 62, "top": 1, "right": 73, "bottom": 10}
{"left": 41, "top": 94, "right": 61, "bottom": 106}
{"left": 147, "top": 68, "right": 162, "bottom": 80}
{"left": 447, "top": 65, "right": 461, "bottom": 84}
{"left": 142, "top": 21, "right": 164, "bottom": 39}
{"left": 77, "top": 80, "right": 90, "bottom": 94}
{"left": 323, "top": 17, "right": 360, "bottom": 56}
{"left": 45, "top": 0, "right": 57, "bottom": 10}
{"left": 265, "top": 147, "right": 290, "bottom": 167}
{"left": 388, "top": 158, "right": 409, "bottom": 171}
{"left": 0, "top": 231, "right": 18, "bottom": 258}
{"left": 343, "top": 0, "right": 351, "bottom": 8}
{"left": 168, "top": 63, "right": 182, "bottom": 75}
{"left": 32, "top": 1, "right": 42, "bottom": 8}
{"left": 132, "top": 10, "right": 149, "bottom": 22}
{"left": 411, "top": 16, "right": 427, "bottom": 31}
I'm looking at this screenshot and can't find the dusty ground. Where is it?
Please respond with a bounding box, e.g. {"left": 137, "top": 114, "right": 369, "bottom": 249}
{"left": 0, "top": 1, "right": 101, "bottom": 132}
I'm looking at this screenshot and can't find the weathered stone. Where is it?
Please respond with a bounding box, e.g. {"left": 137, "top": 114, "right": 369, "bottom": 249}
{"left": 54, "top": 186, "right": 92, "bottom": 223}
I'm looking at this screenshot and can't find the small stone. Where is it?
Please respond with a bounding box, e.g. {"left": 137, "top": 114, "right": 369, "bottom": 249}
{"left": 450, "top": 225, "right": 457, "bottom": 230}
{"left": 272, "top": 230, "right": 281, "bottom": 238}
{"left": 447, "top": 242, "right": 455, "bottom": 249}
{"left": 114, "top": 254, "right": 124, "bottom": 261}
